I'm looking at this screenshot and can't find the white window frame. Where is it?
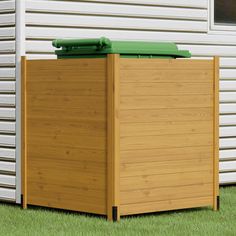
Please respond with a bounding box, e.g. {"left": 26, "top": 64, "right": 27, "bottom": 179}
{"left": 209, "top": 0, "right": 236, "bottom": 34}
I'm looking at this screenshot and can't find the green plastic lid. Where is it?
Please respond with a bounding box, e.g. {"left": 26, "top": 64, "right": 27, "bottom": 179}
{"left": 52, "top": 37, "right": 191, "bottom": 58}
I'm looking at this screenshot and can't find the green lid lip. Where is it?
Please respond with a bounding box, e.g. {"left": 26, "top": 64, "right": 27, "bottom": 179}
{"left": 52, "top": 37, "right": 191, "bottom": 58}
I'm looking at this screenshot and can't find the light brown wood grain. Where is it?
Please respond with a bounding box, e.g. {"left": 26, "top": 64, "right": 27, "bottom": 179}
{"left": 21, "top": 56, "right": 27, "bottom": 209}
{"left": 119, "top": 58, "right": 215, "bottom": 212}
{"left": 120, "top": 196, "right": 213, "bottom": 216}
{"left": 26, "top": 58, "right": 107, "bottom": 215}
{"left": 213, "top": 56, "right": 220, "bottom": 210}
{"left": 107, "top": 54, "right": 120, "bottom": 221}
{"left": 120, "top": 183, "right": 213, "bottom": 205}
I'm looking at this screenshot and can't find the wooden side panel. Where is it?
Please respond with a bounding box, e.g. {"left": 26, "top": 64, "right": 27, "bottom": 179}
{"left": 25, "top": 59, "right": 107, "bottom": 215}
{"left": 119, "top": 58, "right": 216, "bottom": 216}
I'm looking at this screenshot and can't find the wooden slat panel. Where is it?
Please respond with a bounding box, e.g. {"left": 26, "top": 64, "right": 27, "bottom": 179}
{"left": 220, "top": 104, "right": 236, "bottom": 114}
{"left": 120, "top": 95, "right": 213, "bottom": 110}
{"left": 220, "top": 138, "right": 236, "bottom": 149}
{"left": 120, "top": 133, "right": 213, "bottom": 151}
{"left": 26, "top": 59, "right": 107, "bottom": 215}
{"left": 0, "top": 95, "right": 15, "bottom": 107}
{"left": 121, "top": 170, "right": 213, "bottom": 191}
{"left": 120, "top": 108, "right": 212, "bottom": 123}
{"left": 121, "top": 121, "right": 213, "bottom": 137}
{"left": 120, "top": 196, "right": 212, "bottom": 216}
{"left": 220, "top": 127, "right": 236, "bottom": 137}
{"left": 0, "top": 174, "right": 15, "bottom": 187}
{"left": 0, "top": 68, "right": 15, "bottom": 79}
{"left": 121, "top": 183, "right": 212, "bottom": 205}
{"left": 121, "top": 158, "right": 212, "bottom": 177}
{"left": 121, "top": 146, "right": 212, "bottom": 164}
{"left": 220, "top": 115, "right": 236, "bottom": 125}
{"left": 121, "top": 82, "right": 212, "bottom": 96}
{"left": 220, "top": 81, "right": 236, "bottom": 91}
{"left": 26, "top": 13, "right": 207, "bottom": 32}
{"left": 220, "top": 92, "right": 236, "bottom": 102}
{"left": 26, "top": 1, "right": 207, "bottom": 20}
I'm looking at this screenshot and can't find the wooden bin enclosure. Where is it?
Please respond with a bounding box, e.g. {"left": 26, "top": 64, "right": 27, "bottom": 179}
{"left": 21, "top": 55, "right": 219, "bottom": 221}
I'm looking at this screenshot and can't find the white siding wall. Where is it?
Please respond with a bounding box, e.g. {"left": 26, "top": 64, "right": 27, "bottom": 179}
{"left": 0, "top": 0, "right": 16, "bottom": 201}
{"left": 24, "top": 0, "right": 236, "bottom": 184}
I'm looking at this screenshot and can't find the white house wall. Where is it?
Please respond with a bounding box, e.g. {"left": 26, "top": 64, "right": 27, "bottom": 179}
{"left": 0, "top": 0, "right": 16, "bottom": 201}
{"left": 24, "top": 0, "right": 236, "bottom": 184}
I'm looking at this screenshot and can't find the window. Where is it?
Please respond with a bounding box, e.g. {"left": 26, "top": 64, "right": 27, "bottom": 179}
{"left": 210, "top": 0, "right": 236, "bottom": 32}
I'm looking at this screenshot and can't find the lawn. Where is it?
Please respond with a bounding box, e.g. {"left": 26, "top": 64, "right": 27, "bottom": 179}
{"left": 0, "top": 187, "right": 235, "bottom": 236}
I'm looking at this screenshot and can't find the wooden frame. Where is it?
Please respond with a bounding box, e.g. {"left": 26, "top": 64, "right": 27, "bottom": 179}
{"left": 21, "top": 55, "right": 219, "bottom": 221}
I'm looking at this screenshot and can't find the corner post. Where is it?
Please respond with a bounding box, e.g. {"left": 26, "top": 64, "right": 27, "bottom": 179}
{"left": 213, "top": 56, "right": 219, "bottom": 211}
{"left": 21, "top": 56, "right": 27, "bottom": 209}
{"left": 107, "top": 54, "right": 120, "bottom": 221}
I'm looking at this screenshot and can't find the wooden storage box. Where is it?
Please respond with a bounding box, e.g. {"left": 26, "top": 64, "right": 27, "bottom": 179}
{"left": 21, "top": 55, "right": 219, "bottom": 221}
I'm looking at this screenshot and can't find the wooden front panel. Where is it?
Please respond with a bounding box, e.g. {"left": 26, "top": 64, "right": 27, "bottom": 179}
{"left": 119, "top": 59, "right": 216, "bottom": 216}
{"left": 24, "top": 59, "right": 107, "bottom": 215}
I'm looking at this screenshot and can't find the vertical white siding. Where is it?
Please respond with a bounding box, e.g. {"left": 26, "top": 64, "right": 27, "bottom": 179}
{"left": 24, "top": 0, "right": 236, "bottom": 184}
{"left": 0, "top": 0, "right": 16, "bottom": 201}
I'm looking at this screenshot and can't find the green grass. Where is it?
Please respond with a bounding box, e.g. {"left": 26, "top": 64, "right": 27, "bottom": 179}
{"left": 0, "top": 187, "right": 235, "bottom": 236}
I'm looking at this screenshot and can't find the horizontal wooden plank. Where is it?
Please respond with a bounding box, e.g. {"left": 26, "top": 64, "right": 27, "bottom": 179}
{"left": 28, "top": 81, "right": 106, "bottom": 96}
{"left": 220, "top": 150, "right": 236, "bottom": 161}
{"left": 26, "top": 13, "right": 207, "bottom": 32}
{"left": 121, "top": 158, "right": 212, "bottom": 177}
{"left": 220, "top": 172, "right": 236, "bottom": 184}
{"left": 120, "top": 70, "right": 213, "bottom": 84}
{"left": 120, "top": 183, "right": 212, "bottom": 205}
{"left": 28, "top": 143, "right": 105, "bottom": 164}
{"left": 0, "top": 41, "right": 15, "bottom": 53}
{"left": 220, "top": 92, "right": 236, "bottom": 102}
{"left": 26, "top": 0, "right": 208, "bottom": 9}
{"left": 121, "top": 133, "right": 212, "bottom": 151}
{"left": 220, "top": 126, "right": 236, "bottom": 138}
{"left": 121, "top": 146, "right": 212, "bottom": 164}
{"left": 0, "top": 108, "right": 15, "bottom": 120}
{"left": 120, "top": 108, "right": 213, "bottom": 123}
{"left": 120, "top": 196, "right": 212, "bottom": 216}
{"left": 0, "top": 174, "right": 15, "bottom": 187}
{"left": 0, "top": 187, "right": 15, "bottom": 201}
{"left": 121, "top": 170, "right": 213, "bottom": 191}
{"left": 220, "top": 138, "right": 236, "bottom": 149}
{"left": 0, "top": 161, "right": 15, "bottom": 173}
{"left": 220, "top": 161, "right": 236, "bottom": 173}
{"left": 120, "top": 95, "right": 213, "bottom": 110}
{"left": 26, "top": 1, "right": 207, "bottom": 21}
{"left": 0, "top": 148, "right": 15, "bottom": 161}
{"left": 0, "top": 1, "right": 15, "bottom": 13}
{"left": 0, "top": 81, "right": 15, "bottom": 93}
{"left": 25, "top": 28, "right": 236, "bottom": 46}
{"left": 0, "top": 27, "right": 15, "bottom": 39}
{"left": 0, "top": 55, "right": 15, "bottom": 67}
{"left": 0, "top": 121, "right": 15, "bottom": 134}
{"left": 0, "top": 95, "right": 15, "bottom": 107}
{"left": 120, "top": 82, "right": 212, "bottom": 96}
{"left": 0, "top": 14, "right": 15, "bottom": 26}
{"left": 121, "top": 121, "right": 213, "bottom": 137}
{"left": 220, "top": 115, "right": 236, "bottom": 125}
{"left": 0, "top": 68, "right": 15, "bottom": 79}
{"left": 0, "top": 135, "right": 15, "bottom": 147}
